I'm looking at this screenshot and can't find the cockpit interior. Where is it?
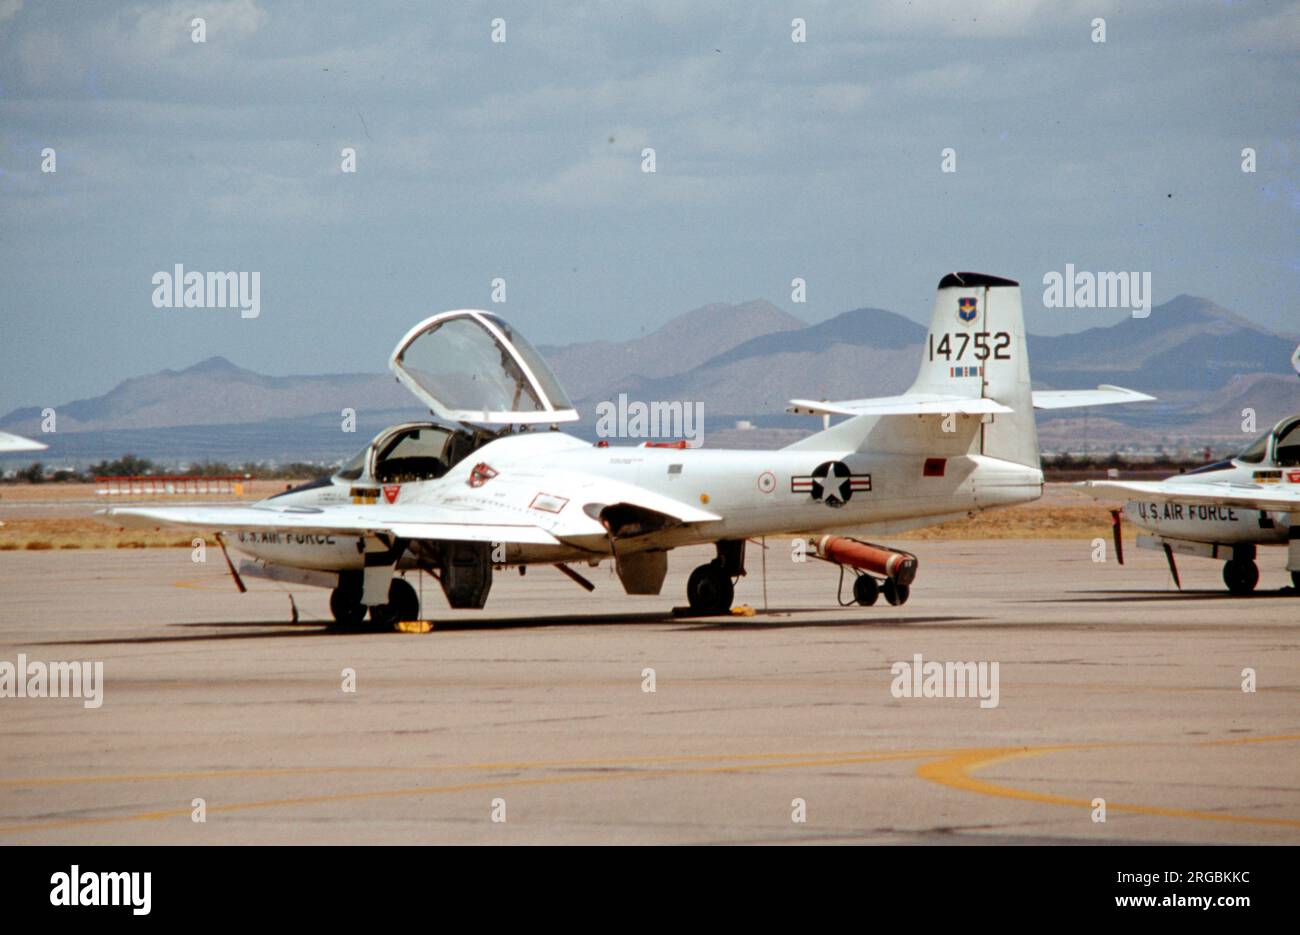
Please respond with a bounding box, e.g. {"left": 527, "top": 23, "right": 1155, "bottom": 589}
{"left": 1235, "top": 416, "right": 1300, "bottom": 467}
{"left": 334, "top": 421, "right": 502, "bottom": 485}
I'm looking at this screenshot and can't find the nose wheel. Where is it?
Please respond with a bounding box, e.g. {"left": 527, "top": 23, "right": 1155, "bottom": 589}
{"left": 1223, "top": 559, "right": 1259, "bottom": 596}
{"left": 329, "top": 576, "right": 420, "bottom": 631}
{"left": 369, "top": 577, "right": 421, "bottom": 627}
{"left": 329, "top": 577, "right": 367, "bottom": 630}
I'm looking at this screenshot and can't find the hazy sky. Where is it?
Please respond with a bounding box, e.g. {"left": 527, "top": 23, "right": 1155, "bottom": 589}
{"left": 2, "top": 0, "right": 1297, "bottom": 410}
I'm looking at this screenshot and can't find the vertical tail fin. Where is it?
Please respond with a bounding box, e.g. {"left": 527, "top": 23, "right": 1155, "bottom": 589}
{"left": 918, "top": 273, "right": 1038, "bottom": 468}
{"left": 787, "top": 272, "right": 1039, "bottom": 468}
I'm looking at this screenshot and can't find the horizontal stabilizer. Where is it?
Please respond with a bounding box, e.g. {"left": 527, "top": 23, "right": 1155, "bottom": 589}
{"left": 786, "top": 394, "right": 1013, "bottom": 418}
{"left": 1077, "top": 480, "right": 1300, "bottom": 514}
{"left": 1031, "top": 385, "right": 1156, "bottom": 410}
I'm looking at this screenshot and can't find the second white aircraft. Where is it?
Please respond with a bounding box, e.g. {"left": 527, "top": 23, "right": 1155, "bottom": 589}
{"left": 1079, "top": 415, "right": 1300, "bottom": 594}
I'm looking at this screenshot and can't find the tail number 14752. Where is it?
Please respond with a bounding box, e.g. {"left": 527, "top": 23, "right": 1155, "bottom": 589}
{"left": 928, "top": 331, "right": 1011, "bottom": 361}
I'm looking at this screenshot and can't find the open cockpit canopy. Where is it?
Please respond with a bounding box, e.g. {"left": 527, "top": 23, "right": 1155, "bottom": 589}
{"left": 1235, "top": 415, "right": 1300, "bottom": 467}
{"left": 388, "top": 310, "right": 577, "bottom": 425}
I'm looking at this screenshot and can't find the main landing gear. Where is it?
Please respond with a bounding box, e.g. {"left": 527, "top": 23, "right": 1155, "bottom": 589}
{"left": 329, "top": 572, "right": 420, "bottom": 631}
{"left": 686, "top": 540, "right": 745, "bottom": 614}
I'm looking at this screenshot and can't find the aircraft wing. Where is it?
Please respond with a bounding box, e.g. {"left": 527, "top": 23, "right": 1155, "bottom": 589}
{"left": 0, "top": 431, "right": 47, "bottom": 453}
{"left": 96, "top": 471, "right": 722, "bottom": 546}
{"left": 97, "top": 504, "right": 565, "bottom": 545}
{"left": 1077, "top": 480, "right": 1300, "bottom": 514}
{"left": 1031, "top": 385, "right": 1156, "bottom": 409}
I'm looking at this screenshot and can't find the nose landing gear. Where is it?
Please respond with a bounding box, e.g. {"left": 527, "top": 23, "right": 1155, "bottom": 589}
{"left": 1221, "top": 544, "right": 1259, "bottom": 596}
{"left": 368, "top": 577, "right": 421, "bottom": 628}
{"left": 329, "top": 573, "right": 421, "bottom": 631}
{"left": 328, "top": 578, "right": 367, "bottom": 629}
{"left": 1223, "top": 558, "right": 1259, "bottom": 596}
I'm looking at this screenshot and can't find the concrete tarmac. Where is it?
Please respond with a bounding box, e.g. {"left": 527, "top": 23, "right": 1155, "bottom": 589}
{"left": 1, "top": 540, "right": 1297, "bottom": 844}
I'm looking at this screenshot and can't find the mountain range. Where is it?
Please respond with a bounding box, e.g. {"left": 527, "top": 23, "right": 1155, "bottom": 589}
{"left": 3, "top": 294, "right": 1297, "bottom": 465}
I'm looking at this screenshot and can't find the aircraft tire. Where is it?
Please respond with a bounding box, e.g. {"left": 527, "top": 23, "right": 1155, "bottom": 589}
{"left": 329, "top": 584, "right": 368, "bottom": 630}
{"left": 882, "top": 579, "right": 910, "bottom": 606}
{"left": 852, "top": 575, "right": 879, "bottom": 606}
{"left": 687, "top": 562, "right": 733, "bottom": 614}
{"left": 1292, "top": 570, "right": 1300, "bottom": 591}
{"left": 369, "top": 577, "right": 421, "bottom": 628}
{"left": 1223, "top": 559, "right": 1259, "bottom": 596}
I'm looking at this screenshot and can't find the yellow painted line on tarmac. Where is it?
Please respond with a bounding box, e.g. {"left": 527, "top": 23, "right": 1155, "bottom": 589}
{"left": 916, "top": 734, "right": 1300, "bottom": 829}
{"left": 171, "top": 577, "right": 275, "bottom": 593}
{"left": 1, "top": 747, "right": 952, "bottom": 790}
{"left": 6, "top": 735, "right": 1299, "bottom": 837}
{"left": 0, "top": 749, "right": 935, "bottom": 836}
{"left": 1007, "top": 682, "right": 1300, "bottom": 695}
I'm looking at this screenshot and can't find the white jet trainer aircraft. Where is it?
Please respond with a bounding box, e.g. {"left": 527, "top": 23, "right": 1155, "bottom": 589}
{"left": 99, "top": 273, "right": 1153, "bottom": 629}
{"left": 1079, "top": 416, "right": 1300, "bottom": 595}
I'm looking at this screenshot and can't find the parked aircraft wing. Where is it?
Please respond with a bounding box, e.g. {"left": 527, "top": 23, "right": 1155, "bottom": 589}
{"left": 1077, "top": 480, "right": 1300, "bottom": 513}
{"left": 96, "top": 469, "right": 722, "bottom": 546}
{"left": 786, "top": 394, "right": 1013, "bottom": 417}
{"left": 96, "top": 504, "right": 564, "bottom": 545}
{"left": 1031, "top": 385, "right": 1156, "bottom": 409}
{"left": 0, "top": 431, "right": 47, "bottom": 453}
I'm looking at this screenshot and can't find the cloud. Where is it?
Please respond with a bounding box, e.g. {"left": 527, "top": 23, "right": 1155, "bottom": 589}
{"left": 16, "top": 30, "right": 83, "bottom": 91}
{"left": 0, "top": 0, "right": 1296, "bottom": 412}
{"left": 529, "top": 128, "right": 741, "bottom": 208}
{"left": 109, "top": 0, "right": 268, "bottom": 61}
{"left": 850, "top": 0, "right": 1116, "bottom": 38}
{"left": 810, "top": 82, "right": 870, "bottom": 113}
{"left": 456, "top": 55, "right": 731, "bottom": 129}
{"left": 1233, "top": 1, "right": 1300, "bottom": 50}
{"left": 207, "top": 171, "right": 338, "bottom": 224}
{"left": 892, "top": 63, "right": 983, "bottom": 97}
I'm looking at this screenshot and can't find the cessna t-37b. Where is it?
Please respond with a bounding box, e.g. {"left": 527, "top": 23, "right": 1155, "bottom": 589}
{"left": 98, "top": 273, "right": 1153, "bottom": 629}
{"left": 1079, "top": 415, "right": 1300, "bottom": 595}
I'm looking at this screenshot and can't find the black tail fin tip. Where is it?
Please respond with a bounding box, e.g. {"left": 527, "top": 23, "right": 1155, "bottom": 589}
{"left": 938, "top": 272, "right": 1020, "bottom": 289}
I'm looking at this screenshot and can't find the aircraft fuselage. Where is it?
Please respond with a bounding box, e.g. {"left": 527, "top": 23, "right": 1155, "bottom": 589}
{"left": 236, "top": 429, "right": 1043, "bottom": 570}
